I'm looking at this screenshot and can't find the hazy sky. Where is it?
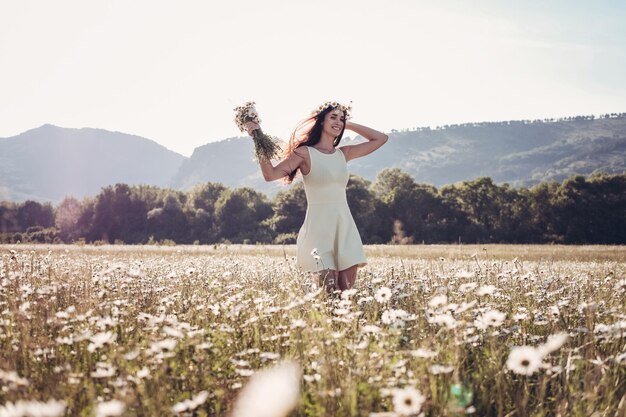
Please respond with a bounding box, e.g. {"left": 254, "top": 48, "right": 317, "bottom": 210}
{"left": 1, "top": 0, "right": 625, "bottom": 156}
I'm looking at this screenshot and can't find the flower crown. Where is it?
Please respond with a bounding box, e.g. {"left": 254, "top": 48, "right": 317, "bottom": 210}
{"left": 314, "top": 100, "right": 352, "bottom": 119}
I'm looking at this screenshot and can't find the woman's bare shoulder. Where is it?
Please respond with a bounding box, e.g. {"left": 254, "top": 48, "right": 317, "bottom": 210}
{"left": 292, "top": 146, "right": 310, "bottom": 175}
{"left": 293, "top": 146, "right": 309, "bottom": 156}
{"left": 293, "top": 146, "right": 311, "bottom": 162}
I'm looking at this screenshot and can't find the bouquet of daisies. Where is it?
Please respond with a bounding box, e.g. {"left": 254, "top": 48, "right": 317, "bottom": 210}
{"left": 234, "top": 102, "right": 281, "bottom": 162}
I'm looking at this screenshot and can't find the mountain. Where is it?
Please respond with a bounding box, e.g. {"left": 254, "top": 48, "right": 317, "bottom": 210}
{"left": 0, "top": 124, "right": 185, "bottom": 203}
{"left": 348, "top": 115, "right": 626, "bottom": 187}
{"left": 173, "top": 115, "right": 626, "bottom": 195}
{"left": 170, "top": 136, "right": 291, "bottom": 196}
{"left": 1, "top": 115, "right": 625, "bottom": 203}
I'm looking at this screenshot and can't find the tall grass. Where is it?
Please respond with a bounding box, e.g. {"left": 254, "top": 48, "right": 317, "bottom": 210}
{"left": 0, "top": 245, "right": 624, "bottom": 416}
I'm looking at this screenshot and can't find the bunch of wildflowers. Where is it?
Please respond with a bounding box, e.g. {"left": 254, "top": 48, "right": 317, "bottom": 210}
{"left": 233, "top": 101, "right": 281, "bottom": 162}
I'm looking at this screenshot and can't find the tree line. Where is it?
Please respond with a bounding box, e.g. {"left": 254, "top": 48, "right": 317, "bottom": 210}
{"left": 1, "top": 169, "right": 624, "bottom": 245}
{"left": 396, "top": 112, "right": 626, "bottom": 133}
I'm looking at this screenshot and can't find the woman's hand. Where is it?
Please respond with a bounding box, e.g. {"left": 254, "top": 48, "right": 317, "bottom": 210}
{"left": 339, "top": 121, "right": 388, "bottom": 162}
{"left": 245, "top": 121, "right": 261, "bottom": 137}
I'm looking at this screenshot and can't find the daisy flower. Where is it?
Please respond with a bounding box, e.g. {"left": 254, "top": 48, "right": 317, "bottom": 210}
{"left": 391, "top": 386, "right": 426, "bottom": 416}
{"left": 474, "top": 310, "right": 506, "bottom": 330}
{"left": 476, "top": 285, "right": 498, "bottom": 296}
{"left": 95, "top": 400, "right": 126, "bottom": 417}
{"left": 231, "top": 361, "right": 301, "bottom": 417}
{"left": 428, "top": 294, "right": 447, "bottom": 308}
{"left": 506, "top": 346, "right": 543, "bottom": 376}
{"left": 375, "top": 287, "right": 392, "bottom": 303}
{"left": 171, "top": 391, "right": 209, "bottom": 414}
{"left": 538, "top": 332, "right": 568, "bottom": 356}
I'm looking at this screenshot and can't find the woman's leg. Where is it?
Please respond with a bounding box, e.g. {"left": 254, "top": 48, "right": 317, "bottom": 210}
{"left": 338, "top": 265, "right": 359, "bottom": 291}
{"left": 316, "top": 269, "right": 338, "bottom": 293}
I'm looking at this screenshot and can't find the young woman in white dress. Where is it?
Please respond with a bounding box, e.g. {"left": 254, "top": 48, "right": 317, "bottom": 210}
{"left": 246, "top": 102, "right": 387, "bottom": 292}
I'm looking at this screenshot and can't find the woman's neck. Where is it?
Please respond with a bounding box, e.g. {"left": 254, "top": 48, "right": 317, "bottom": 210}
{"left": 317, "top": 133, "right": 335, "bottom": 150}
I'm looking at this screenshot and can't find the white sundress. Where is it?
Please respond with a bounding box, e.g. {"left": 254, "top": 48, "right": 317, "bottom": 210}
{"left": 296, "top": 146, "right": 367, "bottom": 272}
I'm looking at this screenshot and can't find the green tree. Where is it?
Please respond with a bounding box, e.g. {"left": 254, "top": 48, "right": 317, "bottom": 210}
{"left": 584, "top": 173, "right": 626, "bottom": 243}
{"left": 549, "top": 174, "right": 626, "bottom": 243}
{"left": 185, "top": 183, "right": 228, "bottom": 244}
{"left": 269, "top": 182, "right": 307, "bottom": 237}
{"left": 0, "top": 202, "right": 19, "bottom": 233}
{"left": 347, "top": 175, "right": 392, "bottom": 243}
{"left": 188, "top": 182, "right": 227, "bottom": 215}
{"left": 528, "top": 181, "right": 562, "bottom": 242}
{"left": 372, "top": 168, "right": 447, "bottom": 243}
{"left": 441, "top": 177, "right": 521, "bottom": 242}
{"left": 17, "top": 200, "right": 54, "bottom": 230}
{"left": 90, "top": 184, "right": 147, "bottom": 243}
{"left": 502, "top": 187, "right": 539, "bottom": 243}
{"left": 77, "top": 198, "right": 96, "bottom": 241}
{"left": 146, "top": 192, "right": 189, "bottom": 243}
{"left": 214, "top": 187, "right": 273, "bottom": 243}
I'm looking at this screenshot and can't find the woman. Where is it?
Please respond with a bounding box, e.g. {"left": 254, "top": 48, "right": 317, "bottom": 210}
{"left": 246, "top": 101, "right": 388, "bottom": 292}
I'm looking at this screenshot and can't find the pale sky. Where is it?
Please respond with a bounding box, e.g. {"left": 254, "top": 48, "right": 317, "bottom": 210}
{"left": 1, "top": 0, "right": 625, "bottom": 156}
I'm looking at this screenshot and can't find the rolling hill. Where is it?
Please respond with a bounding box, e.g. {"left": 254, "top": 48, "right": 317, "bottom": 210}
{"left": 0, "top": 124, "right": 185, "bottom": 202}
{"left": 1, "top": 114, "right": 624, "bottom": 202}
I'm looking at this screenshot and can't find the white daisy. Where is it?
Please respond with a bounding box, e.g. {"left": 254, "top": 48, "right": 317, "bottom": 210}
{"left": 171, "top": 391, "right": 209, "bottom": 414}
{"left": 513, "top": 313, "right": 528, "bottom": 321}
{"left": 506, "top": 346, "right": 543, "bottom": 376}
{"left": 95, "top": 400, "right": 126, "bottom": 417}
{"left": 430, "top": 364, "right": 454, "bottom": 375}
{"left": 341, "top": 288, "right": 358, "bottom": 299}
{"left": 429, "top": 313, "right": 458, "bottom": 329}
{"left": 410, "top": 348, "right": 438, "bottom": 359}
{"left": 375, "top": 287, "right": 392, "bottom": 303}
{"left": 474, "top": 310, "right": 506, "bottom": 330}
{"left": 362, "top": 324, "right": 382, "bottom": 334}
{"left": 538, "top": 332, "right": 568, "bottom": 356}
{"left": 90, "top": 363, "right": 116, "bottom": 378}
{"left": 0, "top": 400, "right": 66, "bottom": 417}
{"left": 428, "top": 294, "right": 447, "bottom": 308}
{"left": 459, "top": 283, "right": 478, "bottom": 293}
{"left": 231, "top": 361, "right": 301, "bottom": 417}
{"left": 614, "top": 279, "right": 626, "bottom": 292}
{"left": 333, "top": 308, "right": 350, "bottom": 316}
{"left": 290, "top": 319, "right": 306, "bottom": 329}
{"left": 236, "top": 368, "right": 255, "bottom": 377}
{"left": 260, "top": 352, "right": 281, "bottom": 361}
{"left": 456, "top": 270, "right": 475, "bottom": 279}
{"left": 391, "top": 386, "right": 425, "bottom": 416}
{"left": 455, "top": 300, "right": 477, "bottom": 314}
{"left": 476, "top": 285, "right": 497, "bottom": 296}
{"left": 381, "top": 310, "right": 393, "bottom": 325}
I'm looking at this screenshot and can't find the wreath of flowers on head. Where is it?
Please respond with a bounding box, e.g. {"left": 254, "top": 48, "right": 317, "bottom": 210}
{"left": 314, "top": 100, "right": 352, "bottom": 119}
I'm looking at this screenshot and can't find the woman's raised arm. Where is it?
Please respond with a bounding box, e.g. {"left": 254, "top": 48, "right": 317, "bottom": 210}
{"left": 246, "top": 121, "right": 306, "bottom": 182}
{"left": 340, "top": 121, "right": 388, "bottom": 162}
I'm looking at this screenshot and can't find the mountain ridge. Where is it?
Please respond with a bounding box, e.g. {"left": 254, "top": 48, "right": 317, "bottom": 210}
{"left": 0, "top": 124, "right": 186, "bottom": 202}
{"left": 1, "top": 114, "right": 625, "bottom": 203}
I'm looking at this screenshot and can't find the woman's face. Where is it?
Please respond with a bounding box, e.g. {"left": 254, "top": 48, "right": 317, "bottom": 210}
{"left": 322, "top": 108, "right": 345, "bottom": 138}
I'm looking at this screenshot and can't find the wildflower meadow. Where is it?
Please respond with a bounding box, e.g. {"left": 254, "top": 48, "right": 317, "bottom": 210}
{"left": 0, "top": 244, "right": 624, "bottom": 416}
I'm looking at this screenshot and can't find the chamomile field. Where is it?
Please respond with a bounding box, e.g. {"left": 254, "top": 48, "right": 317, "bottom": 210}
{"left": 0, "top": 244, "right": 625, "bottom": 417}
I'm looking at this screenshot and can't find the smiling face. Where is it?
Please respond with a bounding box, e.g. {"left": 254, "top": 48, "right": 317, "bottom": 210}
{"left": 322, "top": 108, "right": 345, "bottom": 138}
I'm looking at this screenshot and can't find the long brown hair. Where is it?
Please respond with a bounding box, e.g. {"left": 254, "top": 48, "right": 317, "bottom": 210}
{"left": 283, "top": 106, "right": 347, "bottom": 183}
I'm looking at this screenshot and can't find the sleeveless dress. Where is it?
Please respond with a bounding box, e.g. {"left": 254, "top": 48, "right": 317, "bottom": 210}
{"left": 296, "top": 146, "right": 367, "bottom": 272}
